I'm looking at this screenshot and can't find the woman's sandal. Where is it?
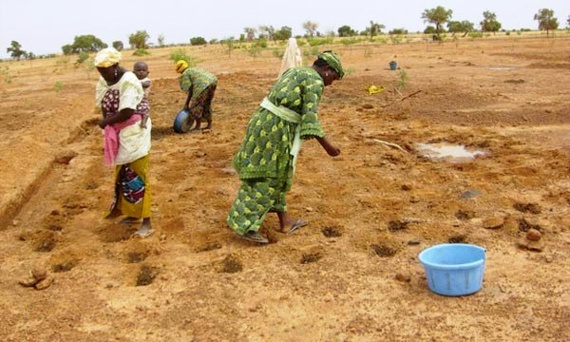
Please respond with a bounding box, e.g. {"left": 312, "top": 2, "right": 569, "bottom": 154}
{"left": 287, "top": 219, "right": 308, "bottom": 234}
{"left": 237, "top": 231, "right": 269, "bottom": 244}
{"left": 132, "top": 226, "right": 154, "bottom": 238}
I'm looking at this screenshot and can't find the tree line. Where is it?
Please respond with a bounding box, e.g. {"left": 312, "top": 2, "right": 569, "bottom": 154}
{"left": 5, "top": 7, "right": 569, "bottom": 61}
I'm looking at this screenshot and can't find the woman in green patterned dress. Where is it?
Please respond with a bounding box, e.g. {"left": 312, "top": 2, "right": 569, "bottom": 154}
{"left": 175, "top": 60, "right": 218, "bottom": 132}
{"left": 227, "top": 51, "right": 344, "bottom": 243}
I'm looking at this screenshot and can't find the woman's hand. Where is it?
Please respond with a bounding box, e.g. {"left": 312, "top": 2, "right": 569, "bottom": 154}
{"left": 325, "top": 144, "right": 341, "bottom": 157}
{"left": 316, "top": 136, "right": 341, "bottom": 157}
{"left": 98, "top": 120, "right": 107, "bottom": 129}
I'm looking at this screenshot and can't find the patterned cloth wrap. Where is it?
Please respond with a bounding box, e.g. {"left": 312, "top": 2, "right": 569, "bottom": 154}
{"left": 95, "top": 71, "right": 151, "bottom": 165}
{"left": 227, "top": 66, "right": 327, "bottom": 235}
{"left": 121, "top": 166, "right": 145, "bottom": 204}
{"left": 178, "top": 68, "right": 218, "bottom": 120}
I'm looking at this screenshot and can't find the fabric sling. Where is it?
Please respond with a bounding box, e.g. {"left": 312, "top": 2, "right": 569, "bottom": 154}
{"left": 260, "top": 97, "right": 303, "bottom": 172}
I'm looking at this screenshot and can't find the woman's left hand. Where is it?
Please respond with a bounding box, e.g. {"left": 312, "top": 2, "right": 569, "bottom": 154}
{"left": 98, "top": 120, "right": 106, "bottom": 129}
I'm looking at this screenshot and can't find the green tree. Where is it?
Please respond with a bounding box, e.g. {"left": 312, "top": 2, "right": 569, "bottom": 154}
{"left": 112, "top": 41, "right": 124, "bottom": 51}
{"left": 422, "top": 6, "right": 453, "bottom": 38}
{"left": 534, "top": 8, "right": 559, "bottom": 35}
{"left": 64, "top": 35, "right": 107, "bottom": 54}
{"left": 190, "top": 37, "right": 207, "bottom": 45}
{"left": 480, "top": 11, "right": 502, "bottom": 34}
{"left": 6, "top": 40, "right": 27, "bottom": 60}
{"left": 273, "top": 26, "right": 292, "bottom": 41}
{"left": 423, "top": 26, "right": 437, "bottom": 34}
{"left": 61, "top": 45, "right": 73, "bottom": 55}
{"left": 448, "top": 20, "right": 474, "bottom": 36}
{"left": 369, "top": 21, "right": 385, "bottom": 37}
{"left": 302, "top": 21, "right": 319, "bottom": 37}
{"left": 337, "top": 25, "right": 357, "bottom": 37}
{"left": 567, "top": 15, "right": 570, "bottom": 28}
{"left": 129, "top": 30, "right": 150, "bottom": 49}
{"left": 389, "top": 28, "right": 408, "bottom": 35}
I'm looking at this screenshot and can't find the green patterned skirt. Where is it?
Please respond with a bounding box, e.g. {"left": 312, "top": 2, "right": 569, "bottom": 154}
{"left": 227, "top": 177, "right": 288, "bottom": 236}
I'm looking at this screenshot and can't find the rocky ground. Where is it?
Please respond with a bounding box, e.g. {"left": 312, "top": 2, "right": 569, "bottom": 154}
{"left": 0, "top": 35, "right": 569, "bottom": 341}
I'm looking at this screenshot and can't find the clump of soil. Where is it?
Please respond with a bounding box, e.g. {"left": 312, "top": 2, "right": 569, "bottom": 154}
{"left": 127, "top": 251, "right": 148, "bottom": 263}
{"left": 513, "top": 202, "right": 541, "bottom": 214}
{"left": 388, "top": 220, "right": 409, "bottom": 231}
{"left": 136, "top": 265, "right": 157, "bottom": 286}
{"left": 448, "top": 235, "right": 467, "bottom": 243}
{"left": 371, "top": 244, "right": 397, "bottom": 257}
{"left": 220, "top": 255, "right": 243, "bottom": 273}
{"left": 301, "top": 252, "right": 323, "bottom": 264}
{"left": 197, "top": 243, "right": 222, "bottom": 253}
{"left": 322, "top": 226, "right": 342, "bottom": 237}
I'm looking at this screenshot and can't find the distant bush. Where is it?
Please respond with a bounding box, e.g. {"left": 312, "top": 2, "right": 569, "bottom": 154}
{"left": 133, "top": 49, "right": 149, "bottom": 56}
{"left": 340, "top": 37, "right": 360, "bottom": 45}
{"left": 76, "top": 51, "right": 89, "bottom": 65}
{"left": 170, "top": 49, "right": 195, "bottom": 66}
{"left": 272, "top": 48, "right": 284, "bottom": 59}
{"left": 53, "top": 81, "right": 64, "bottom": 93}
{"left": 112, "top": 41, "right": 124, "bottom": 51}
{"left": 306, "top": 37, "right": 334, "bottom": 46}
{"left": 190, "top": 37, "right": 207, "bottom": 46}
{"left": 468, "top": 32, "right": 484, "bottom": 38}
{"left": 389, "top": 28, "right": 408, "bottom": 35}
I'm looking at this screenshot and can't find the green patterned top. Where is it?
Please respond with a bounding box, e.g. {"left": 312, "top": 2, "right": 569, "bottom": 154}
{"left": 178, "top": 68, "right": 218, "bottom": 100}
{"left": 233, "top": 67, "right": 326, "bottom": 182}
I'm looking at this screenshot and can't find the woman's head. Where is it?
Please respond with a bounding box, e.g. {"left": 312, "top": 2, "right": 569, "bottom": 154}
{"left": 175, "top": 60, "right": 189, "bottom": 73}
{"left": 313, "top": 50, "right": 344, "bottom": 86}
{"left": 94, "top": 47, "right": 123, "bottom": 84}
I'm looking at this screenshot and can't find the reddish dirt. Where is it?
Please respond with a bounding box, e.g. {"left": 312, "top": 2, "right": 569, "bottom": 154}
{"left": 1, "top": 35, "right": 569, "bottom": 341}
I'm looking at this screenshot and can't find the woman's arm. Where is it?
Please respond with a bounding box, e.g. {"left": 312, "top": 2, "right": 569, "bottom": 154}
{"left": 316, "top": 136, "right": 340, "bottom": 156}
{"left": 183, "top": 88, "right": 193, "bottom": 110}
{"left": 99, "top": 108, "right": 135, "bottom": 128}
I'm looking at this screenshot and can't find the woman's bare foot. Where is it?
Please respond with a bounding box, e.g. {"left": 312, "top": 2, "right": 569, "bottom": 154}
{"left": 105, "top": 208, "right": 121, "bottom": 220}
{"left": 276, "top": 212, "right": 308, "bottom": 234}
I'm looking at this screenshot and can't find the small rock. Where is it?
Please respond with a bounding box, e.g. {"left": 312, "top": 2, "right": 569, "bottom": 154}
{"left": 526, "top": 228, "right": 542, "bottom": 242}
{"left": 221, "top": 167, "right": 236, "bottom": 175}
{"left": 483, "top": 217, "right": 504, "bottom": 229}
{"left": 407, "top": 238, "right": 421, "bottom": 245}
{"left": 34, "top": 276, "right": 54, "bottom": 290}
{"left": 395, "top": 273, "right": 411, "bottom": 283}
{"left": 31, "top": 267, "right": 48, "bottom": 281}
{"left": 401, "top": 184, "right": 412, "bottom": 191}
{"left": 517, "top": 238, "right": 545, "bottom": 252}
{"left": 544, "top": 255, "right": 554, "bottom": 263}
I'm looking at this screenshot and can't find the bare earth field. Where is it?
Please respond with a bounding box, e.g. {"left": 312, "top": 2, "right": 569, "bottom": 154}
{"left": 1, "top": 35, "right": 569, "bottom": 341}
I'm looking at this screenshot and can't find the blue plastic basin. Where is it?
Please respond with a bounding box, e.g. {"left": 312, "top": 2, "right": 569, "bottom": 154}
{"left": 418, "top": 243, "right": 486, "bottom": 296}
{"left": 173, "top": 109, "right": 195, "bottom": 133}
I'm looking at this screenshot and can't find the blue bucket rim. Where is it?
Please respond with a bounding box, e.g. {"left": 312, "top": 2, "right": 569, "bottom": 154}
{"left": 418, "top": 243, "right": 486, "bottom": 271}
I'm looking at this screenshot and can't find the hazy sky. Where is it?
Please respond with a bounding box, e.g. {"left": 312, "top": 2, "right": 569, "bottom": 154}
{"left": 1, "top": 0, "right": 569, "bottom": 58}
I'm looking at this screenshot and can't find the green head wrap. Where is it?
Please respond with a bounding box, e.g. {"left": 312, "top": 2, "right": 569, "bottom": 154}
{"left": 318, "top": 50, "right": 344, "bottom": 79}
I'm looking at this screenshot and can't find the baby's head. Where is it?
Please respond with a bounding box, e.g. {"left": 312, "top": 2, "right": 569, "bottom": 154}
{"left": 133, "top": 61, "right": 149, "bottom": 80}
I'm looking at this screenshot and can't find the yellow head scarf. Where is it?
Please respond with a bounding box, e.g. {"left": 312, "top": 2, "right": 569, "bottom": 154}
{"left": 175, "top": 60, "right": 189, "bottom": 73}
{"left": 94, "top": 47, "right": 122, "bottom": 68}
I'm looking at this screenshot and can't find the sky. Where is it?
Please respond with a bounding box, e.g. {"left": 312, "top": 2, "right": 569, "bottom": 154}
{"left": 1, "top": 0, "right": 569, "bottom": 59}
